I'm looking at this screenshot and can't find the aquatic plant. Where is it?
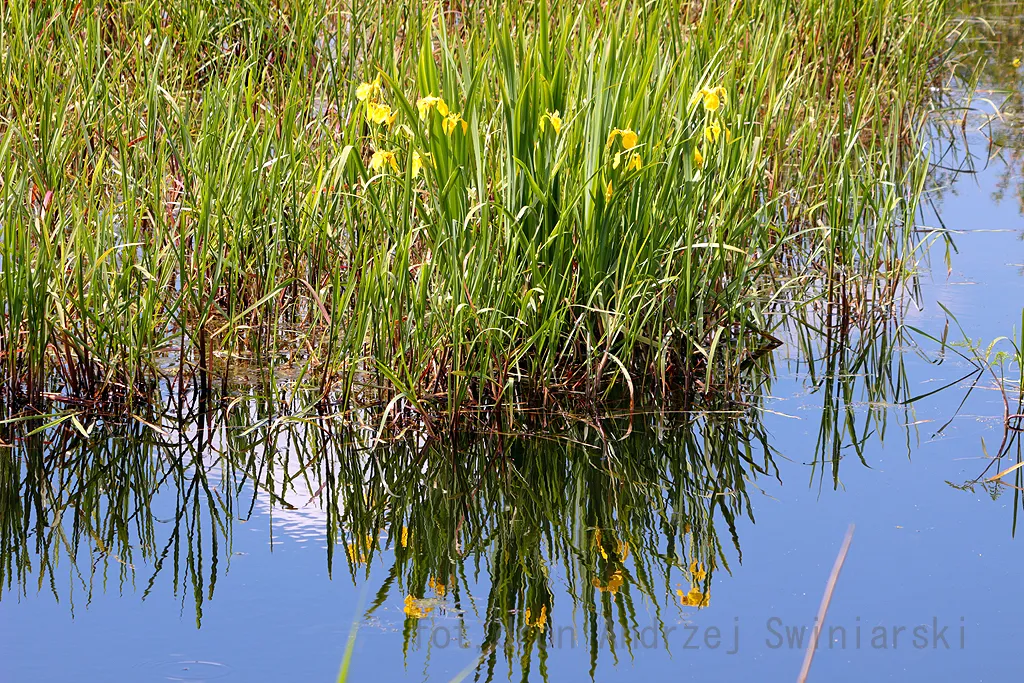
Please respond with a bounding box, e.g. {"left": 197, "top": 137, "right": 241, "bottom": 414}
{"left": 0, "top": 0, "right": 955, "bottom": 429}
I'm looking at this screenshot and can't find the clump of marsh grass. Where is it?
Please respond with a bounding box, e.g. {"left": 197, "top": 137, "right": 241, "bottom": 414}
{"left": 0, "top": 0, "right": 954, "bottom": 427}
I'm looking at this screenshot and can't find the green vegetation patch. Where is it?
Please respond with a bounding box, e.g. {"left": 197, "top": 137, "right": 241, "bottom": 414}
{"left": 0, "top": 0, "right": 953, "bottom": 424}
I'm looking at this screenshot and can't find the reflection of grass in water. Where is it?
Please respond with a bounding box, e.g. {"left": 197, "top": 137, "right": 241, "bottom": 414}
{"left": 1, "top": 328, "right": 939, "bottom": 681}
{"left": 327, "top": 414, "right": 763, "bottom": 679}
{"left": 2, "top": 398, "right": 771, "bottom": 675}
{"left": 950, "top": 306, "right": 1024, "bottom": 534}
{"left": 942, "top": 3, "right": 1024, "bottom": 212}
{"left": 1, "top": 0, "right": 952, "bottom": 426}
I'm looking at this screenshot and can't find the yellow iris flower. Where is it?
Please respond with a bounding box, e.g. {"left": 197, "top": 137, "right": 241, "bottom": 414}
{"left": 1015, "top": 57, "right": 1022, "bottom": 68}
{"left": 369, "top": 149, "right": 399, "bottom": 173}
{"left": 704, "top": 121, "right": 721, "bottom": 143}
{"left": 416, "top": 95, "right": 449, "bottom": 120}
{"left": 411, "top": 151, "right": 425, "bottom": 178}
{"left": 366, "top": 101, "right": 398, "bottom": 126}
{"left": 612, "top": 152, "right": 643, "bottom": 172}
{"left": 607, "top": 127, "right": 639, "bottom": 150}
{"left": 356, "top": 75, "right": 382, "bottom": 102}
{"left": 540, "top": 110, "right": 563, "bottom": 134}
{"left": 442, "top": 112, "right": 468, "bottom": 136}
{"left": 693, "top": 148, "right": 705, "bottom": 168}
{"left": 690, "top": 85, "right": 728, "bottom": 112}
{"left": 604, "top": 179, "right": 613, "bottom": 202}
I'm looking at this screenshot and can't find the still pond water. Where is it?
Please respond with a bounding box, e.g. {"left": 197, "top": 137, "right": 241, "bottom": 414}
{"left": 4, "top": 13, "right": 1024, "bottom": 683}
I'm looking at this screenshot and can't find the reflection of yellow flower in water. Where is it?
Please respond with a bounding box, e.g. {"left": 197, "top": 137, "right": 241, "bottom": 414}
{"left": 369, "top": 149, "right": 399, "bottom": 173}
{"left": 525, "top": 605, "right": 548, "bottom": 630}
{"left": 540, "top": 110, "right": 563, "bottom": 134}
{"left": 400, "top": 526, "right": 409, "bottom": 547}
{"left": 595, "top": 529, "right": 631, "bottom": 559}
{"left": 428, "top": 576, "right": 447, "bottom": 597}
{"left": 689, "top": 560, "right": 707, "bottom": 581}
{"left": 347, "top": 542, "right": 366, "bottom": 563}
{"left": 346, "top": 533, "right": 375, "bottom": 564}
{"left": 690, "top": 85, "right": 727, "bottom": 112}
{"left": 404, "top": 594, "right": 435, "bottom": 619}
{"left": 416, "top": 95, "right": 449, "bottom": 120}
{"left": 592, "top": 569, "right": 625, "bottom": 595}
{"left": 677, "top": 585, "right": 710, "bottom": 608}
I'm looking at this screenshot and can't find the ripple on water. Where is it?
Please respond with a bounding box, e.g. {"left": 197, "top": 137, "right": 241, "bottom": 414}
{"left": 135, "top": 658, "right": 232, "bottom": 681}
